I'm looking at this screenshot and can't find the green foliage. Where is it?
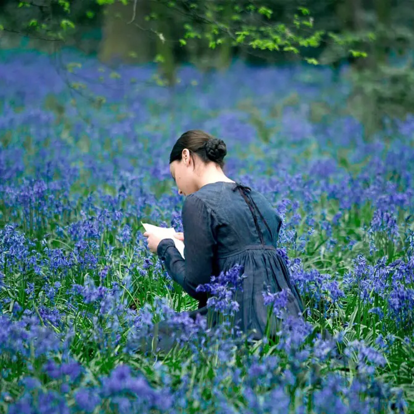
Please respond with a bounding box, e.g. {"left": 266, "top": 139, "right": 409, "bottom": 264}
{"left": 348, "top": 63, "right": 414, "bottom": 137}
{"left": 58, "top": 0, "right": 71, "bottom": 13}
{"left": 60, "top": 19, "right": 75, "bottom": 30}
{"left": 258, "top": 6, "right": 272, "bottom": 19}
{"left": 173, "top": 3, "right": 331, "bottom": 63}
{"left": 0, "top": 0, "right": 369, "bottom": 67}
{"left": 349, "top": 50, "right": 368, "bottom": 58}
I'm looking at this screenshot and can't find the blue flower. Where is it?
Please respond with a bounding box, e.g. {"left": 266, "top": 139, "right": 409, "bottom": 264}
{"left": 196, "top": 264, "right": 247, "bottom": 316}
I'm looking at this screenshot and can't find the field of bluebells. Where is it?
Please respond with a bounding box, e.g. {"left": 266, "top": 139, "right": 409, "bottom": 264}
{"left": 1, "top": 48, "right": 414, "bottom": 413}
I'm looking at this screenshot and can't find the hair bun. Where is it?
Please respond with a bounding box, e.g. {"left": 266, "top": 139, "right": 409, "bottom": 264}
{"left": 205, "top": 138, "right": 227, "bottom": 163}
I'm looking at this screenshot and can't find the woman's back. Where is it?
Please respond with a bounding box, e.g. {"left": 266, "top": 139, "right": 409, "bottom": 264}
{"left": 159, "top": 181, "right": 304, "bottom": 340}
{"left": 194, "top": 181, "right": 282, "bottom": 255}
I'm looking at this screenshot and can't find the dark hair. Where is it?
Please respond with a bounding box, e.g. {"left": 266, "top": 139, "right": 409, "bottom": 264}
{"left": 169, "top": 130, "right": 227, "bottom": 168}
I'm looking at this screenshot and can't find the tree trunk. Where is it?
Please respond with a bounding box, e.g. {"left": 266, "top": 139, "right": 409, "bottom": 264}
{"left": 98, "top": 0, "right": 153, "bottom": 64}
{"left": 150, "top": 2, "right": 177, "bottom": 86}
{"left": 375, "top": 0, "right": 391, "bottom": 64}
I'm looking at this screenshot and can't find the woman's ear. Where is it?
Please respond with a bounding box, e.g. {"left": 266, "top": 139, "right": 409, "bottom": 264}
{"left": 182, "top": 149, "right": 190, "bottom": 165}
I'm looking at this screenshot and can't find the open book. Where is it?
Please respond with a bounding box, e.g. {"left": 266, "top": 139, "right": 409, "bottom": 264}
{"left": 142, "top": 222, "right": 185, "bottom": 259}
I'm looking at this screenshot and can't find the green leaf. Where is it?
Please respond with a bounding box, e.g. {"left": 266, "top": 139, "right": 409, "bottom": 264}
{"left": 299, "top": 32, "right": 323, "bottom": 48}
{"left": 86, "top": 11, "right": 95, "bottom": 19}
{"left": 60, "top": 19, "right": 75, "bottom": 30}
{"left": 96, "top": 0, "right": 115, "bottom": 5}
{"left": 302, "top": 19, "right": 314, "bottom": 28}
{"left": 109, "top": 71, "right": 121, "bottom": 79}
{"left": 58, "top": 0, "right": 70, "bottom": 13}
{"left": 183, "top": 27, "right": 201, "bottom": 39}
{"left": 349, "top": 49, "right": 368, "bottom": 58}
{"left": 151, "top": 73, "right": 168, "bottom": 87}
{"left": 28, "top": 19, "right": 38, "bottom": 27}
{"left": 70, "top": 82, "right": 86, "bottom": 90}
{"left": 305, "top": 58, "right": 319, "bottom": 65}
{"left": 179, "top": 39, "right": 187, "bottom": 46}
{"left": 209, "top": 41, "right": 216, "bottom": 49}
{"left": 95, "top": 96, "right": 106, "bottom": 105}
{"left": 0, "top": 24, "right": 3, "bottom": 31}
{"left": 298, "top": 7, "right": 310, "bottom": 15}
{"left": 249, "top": 39, "right": 279, "bottom": 51}
{"left": 283, "top": 46, "right": 299, "bottom": 54}
{"left": 154, "top": 54, "right": 165, "bottom": 63}
{"left": 66, "top": 62, "right": 82, "bottom": 73}
{"left": 235, "top": 31, "right": 249, "bottom": 43}
{"left": 258, "top": 6, "right": 272, "bottom": 19}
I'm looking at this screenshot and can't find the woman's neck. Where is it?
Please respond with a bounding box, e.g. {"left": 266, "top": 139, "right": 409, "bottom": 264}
{"left": 196, "top": 167, "right": 234, "bottom": 190}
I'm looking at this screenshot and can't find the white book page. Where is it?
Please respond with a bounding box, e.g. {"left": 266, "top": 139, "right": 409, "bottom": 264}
{"left": 142, "top": 222, "right": 185, "bottom": 259}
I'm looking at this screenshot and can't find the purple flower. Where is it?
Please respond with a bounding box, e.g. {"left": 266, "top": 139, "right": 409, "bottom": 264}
{"left": 277, "top": 315, "right": 313, "bottom": 354}
{"left": 262, "top": 288, "right": 290, "bottom": 317}
{"left": 324, "top": 281, "right": 345, "bottom": 303}
{"left": 21, "top": 377, "right": 41, "bottom": 390}
{"left": 117, "top": 225, "right": 132, "bottom": 244}
{"left": 75, "top": 389, "right": 101, "bottom": 413}
{"left": 99, "top": 265, "right": 109, "bottom": 280}
{"left": 44, "top": 360, "right": 81, "bottom": 381}
{"left": 100, "top": 365, "right": 172, "bottom": 410}
{"left": 196, "top": 264, "right": 247, "bottom": 316}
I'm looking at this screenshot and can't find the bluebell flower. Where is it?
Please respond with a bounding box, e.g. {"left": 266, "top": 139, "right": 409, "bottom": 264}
{"left": 277, "top": 315, "right": 313, "bottom": 354}
{"left": 262, "top": 288, "right": 290, "bottom": 318}
{"left": 196, "top": 264, "right": 247, "bottom": 316}
{"left": 21, "top": 377, "right": 41, "bottom": 390}
{"left": 117, "top": 224, "right": 132, "bottom": 245}
{"left": 75, "top": 389, "right": 101, "bottom": 413}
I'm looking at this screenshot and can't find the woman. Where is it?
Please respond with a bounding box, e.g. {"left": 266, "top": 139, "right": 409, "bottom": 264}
{"left": 143, "top": 130, "right": 303, "bottom": 352}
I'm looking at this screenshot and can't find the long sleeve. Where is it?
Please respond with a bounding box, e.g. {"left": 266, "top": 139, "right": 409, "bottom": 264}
{"left": 157, "top": 194, "right": 217, "bottom": 301}
{"left": 275, "top": 212, "right": 282, "bottom": 239}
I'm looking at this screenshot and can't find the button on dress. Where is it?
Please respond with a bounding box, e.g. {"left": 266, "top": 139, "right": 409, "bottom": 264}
{"left": 156, "top": 181, "right": 304, "bottom": 343}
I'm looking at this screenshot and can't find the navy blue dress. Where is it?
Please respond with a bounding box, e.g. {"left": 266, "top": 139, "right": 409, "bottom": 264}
{"left": 155, "top": 181, "right": 304, "bottom": 344}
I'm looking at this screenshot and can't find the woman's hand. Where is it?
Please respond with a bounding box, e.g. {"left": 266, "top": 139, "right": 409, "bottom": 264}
{"left": 143, "top": 232, "right": 166, "bottom": 254}
{"left": 174, "top": 232, "right": 184, "bottom": 242}
{"left": 143, "top": 231, "right": 184, "bottom": 254}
